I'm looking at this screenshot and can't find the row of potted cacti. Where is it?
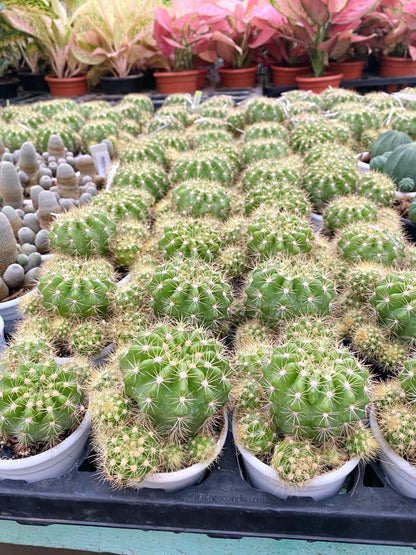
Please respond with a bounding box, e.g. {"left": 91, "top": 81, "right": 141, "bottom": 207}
{"left": 1, "top": 0, "right": 416, "bottom": 98}
{"left": 2, "top": 89, "right": 416, "bottom": 502}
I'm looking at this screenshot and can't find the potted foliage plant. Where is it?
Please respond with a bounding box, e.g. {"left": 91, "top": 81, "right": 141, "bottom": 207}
{"left": 0, "top": 0, "right": 56, "bottom": 98}
{"left": 250, "top": 2, "right": 311, "bottom": 86}
{"left": 15, "top": 37, "right": 49, "bottom": 92}
{"left": 359, "top": 0, "right": 416, "bottom": 81}
{"left": 153, "top": 0, "right": 217, "bottom": 94}
{"left": 71, "top": 0, "right": 163, "bottom": 95}
{"left": 8, "top": 0, "right": 89, "bottom": 96}
{"left": 271, "top": 0, "right": 381, "bottom": 92}
{"left": 200, "top": 0, "right": 274, "bottom": 88}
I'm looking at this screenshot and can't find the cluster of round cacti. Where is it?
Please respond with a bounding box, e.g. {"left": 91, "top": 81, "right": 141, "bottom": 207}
{"left": 5, "top": 90, "right": 416, "bottom": 488}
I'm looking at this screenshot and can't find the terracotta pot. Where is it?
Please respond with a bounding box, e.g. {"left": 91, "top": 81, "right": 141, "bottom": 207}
{"left": 218, "top": 66, "right": 257, "bottom": 88}
{"left": 154, "top": 70, "right": 198, "bottom": 94}
{"left": 196, "top": 67, "right": 208, "bottom": 89}
{"left": 328, "top": 60, "right": 365, "bottom": 80}
{"left": 295, "top": 72, "right": 343, "bottom": 94}
{"left": 271, "top": 64, "right": 311, "bottom": 86}
{"left": 380, "top": 56, "right": 416, "bottom": 93}
{"left": 45, "top": 74, "right": 88, "bottom": 97}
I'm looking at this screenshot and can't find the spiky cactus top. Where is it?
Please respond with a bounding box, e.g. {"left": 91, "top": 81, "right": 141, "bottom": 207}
{"left": 244, "top": 257, "right": 336, "bottom": 327}
{"left": 113, "top": 161, "right": 170, "bottom": 201}
{"left": 170, "top": 150, "right": 237, "bottom": 186}
{"left": 49, "top": 207, "right": 117, "bottom": 259}
{"left": 0, "top": 354, "right": 88, "bottom": 446}
{"left": 147, "top": 258, "right": 233, "bottom": 329}
{"left": 260, "top": 339, "right": 372, "bottom": 442}
{"left": 323, "top": 195, "right": 378, "bottom": 234}
{"left": 118, "top": 323, "right": 232, "bottom": 438}
{"left": 38, "top": 255, "right": 116, "bottom": 318}
{"left": 171, "top": 179, "right": 232, "bottom": 220}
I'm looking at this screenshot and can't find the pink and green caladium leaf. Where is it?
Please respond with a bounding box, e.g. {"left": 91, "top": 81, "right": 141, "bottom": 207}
{"left": 318, "top": 29, "right": 353, "bottom": 58}
{"left": 331, "top": 0, "right": 381, "bottom": 25}
{"left": 248, "top": 27, "right": 277, "bottom": 49}
{"left": 301, "top": 0, "right": 330, "bottom": 26}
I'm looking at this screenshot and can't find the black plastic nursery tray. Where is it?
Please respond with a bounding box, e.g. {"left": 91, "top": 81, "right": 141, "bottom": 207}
{"left": 0, "top": 428, "right": 416, "bottom": 547}
{"left": 263, "top": 73, "right": 416, "bottom": 97}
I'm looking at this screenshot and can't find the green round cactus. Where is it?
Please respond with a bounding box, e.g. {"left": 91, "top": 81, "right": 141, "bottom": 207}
{"left": 261, "top": 340, "right": 371, "bottom": 441}
{"left": 112, "top": 220, "right": 148, "bottom": 268}
{"left": 246, "top": 211, "right": 314, "bottom": 259}
{"left": 245, "top": 97, "right": 285, "bottom": 123}
{"left": 80, "top": 119, "right": 118, "bottom": 148}
{"left": 170, "top": 150, "right": 237, "bottom": 186}
{"left": 330, "top": 104, "right": 380, "bottom": 140}
{"left": 36, "top": 124, "right": 80, "bottom": 153}
{"left": 302, "top": 156, "right": 359, "bottom": 210}
{"left": 113, "top": 161, "right": 169, "bottom": 201}
{"left": 244, "top": 122, "right": 288, "bottom": 142}
{"left": 336, "top": 222, "right": 406, "bottom": 266}
{"left": 147, "top": 258, "right": 232, "bottom": 329}
{"left": 241, "top": 156, "right": 303, "bottom": 192}
{"left": 236, "top": 411, "right": 277, "bottom": 456}
{"left": 38, "top": 255, "right": 116, "bottom": 318}
{"left": 323, "top": 195, "right": 378, "bottom": 233}
{"left": 355, "top": 171, "right": 396, "bottom": 207}
{"left": 118, "top": 323, "right": 232, "bottom": 438}
{"left": 0, "top": 357, "right": 88, "bottom": 445}
{"left": 69, "top": 319, "right": 107, "bottom": 356}
{"left": 242, "top": 138, "right": 289, "bottom": 165}
{"left": 119, "top": 139, "right": 166, "bottom": 166}
{"left": 244, "top": 257, "right": 336, "bottom": 327}
{"left": 289, "top": 115, "right": 350, "bottom": 153}
{"left": 272, "top": 438, "right": 322, "bottom": 483}
{"left": 244, "top": 182, "right": 311, "bottom": 217}
{"left": 49, "top": 208, "right": 117, "bottom": 258}
{"left": 370, "top": 270, "right": 416, "bottom": 340}
{"left": 172, "top": 179, "right": 231, "bottom": 220}
{"left": 156, "top": 217, "right": 222, "bottom": 262}
{"left": 91, "top": 189, "right": 154, "bottom": 222}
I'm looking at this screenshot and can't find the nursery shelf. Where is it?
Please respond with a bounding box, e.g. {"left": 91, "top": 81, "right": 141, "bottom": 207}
{"left": 263, "top": 74, "right": 416, "bottom": 97}
{"left": 0, "top": 428, "right": 415, "bottom": 548}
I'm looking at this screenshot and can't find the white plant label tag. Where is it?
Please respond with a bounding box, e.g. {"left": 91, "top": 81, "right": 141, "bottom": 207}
{"left": 90, "top": 143, "right": 111, "bottom": 177}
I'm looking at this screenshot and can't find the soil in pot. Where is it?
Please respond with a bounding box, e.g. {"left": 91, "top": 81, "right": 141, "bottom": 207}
{"left": 295, "top": 72, "right": 343, "bottom": 94}
{"left": 100, "top": 73, "right": 144, "bottom": 95}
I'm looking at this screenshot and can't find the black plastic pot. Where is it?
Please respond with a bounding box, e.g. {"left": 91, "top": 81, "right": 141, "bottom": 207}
{"left": 18, "top": 71, "right": 49, "bottom": 92}
{"left": 99, "top": 73, "right": 144, "bottom": 95}
{"left": 0, "top": 78, "right": 19, "bottom": 99}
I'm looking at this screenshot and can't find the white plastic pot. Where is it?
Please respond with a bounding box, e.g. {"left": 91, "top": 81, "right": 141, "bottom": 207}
{"left": 134, "top": 411, "right": 228, "bottom": 493}
{"left": 0, "top": 315, "right": 5, "bottom": 354}
{"left": 369, "top": 409, "right": 416, "bottom": 498}
{"left": 232, "top": 416, "right": 359, "bottom": 501}
{"left": 0, "top": 412, "right": 90, "bottom": 483}
{"left": 0, "top": 289, "right": 31, "bottom": 335}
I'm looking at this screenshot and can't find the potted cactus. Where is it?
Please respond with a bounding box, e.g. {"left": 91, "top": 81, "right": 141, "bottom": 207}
{"left": 89, "top": 322, "right": 231, "bottom": 491}
{"left": 0, "top": 321, "right": 91, "bottom": 482}
{"left": 370, "top": 361, "right": 416, "bottom": 498}
{"left": 231, "top": 316, "right": 378, "bottom": 500}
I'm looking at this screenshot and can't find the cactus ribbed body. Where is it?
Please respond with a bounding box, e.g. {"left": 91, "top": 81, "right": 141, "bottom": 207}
{"left": 170, "top": 151, "right": 236, "bottom": 185}
{"left": 0, "top": 358, "right": 87, "bottom": 445}
{"left": 241, "top": 156, "right": 303, "bottom": 192}
{"left": 157, "top": 217, "right": 222, "bottom": 262}
{"left": 261, "top": 341, "right": 371, "bottom": 441}
{"left": 246, "top": 97, "right": 285, "bottom": 123}
{"left": 242, "top": 138, "right": 289, "bottom": 165}
{"left": 246, "top": 212, "right": 313, "bottom": 259}
{"left": 244, "top": 122, "right": 288, "bottom": 142}
{"left": 370, "top": 271, "right": 416, "bottom": 339}
{"left": 336, "top": 223, "right": 406, "bottom": 266}
{"left": 272, "top": 438, "right": 322, "bottom": 483}
{"left": 119, "top": 323, "right": 232, "bottom": 438}
{"left": 119, "top": 139, "right": 166, "bottom": 166}
{"left": 92, "top": 189, "right": 154, "bottom": 222}
{"left": 147, "top": 259, "right": 232, "bottom": 328}
{"left": 323, "top": 195, "right": 378, "bottom": 233}
{"left": 236, "top": 411, "right": 276, "bottom": 456}
{"left": 113, "top": 161, "right": 169, "bottom": 201}
{"left": 172, "top": 179, "right": 231, "bottom": 220}
{"left": 355, "top": 171, "right": 396, "bottom": 207}
{"left": 49, "top": 208, "right": 117, "bottom": 258}
{"left": 244, "top": 257, "right": 336, "bottom": 326}
{"left": 38, "top": 256, "right": 115, "bottom": 318}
